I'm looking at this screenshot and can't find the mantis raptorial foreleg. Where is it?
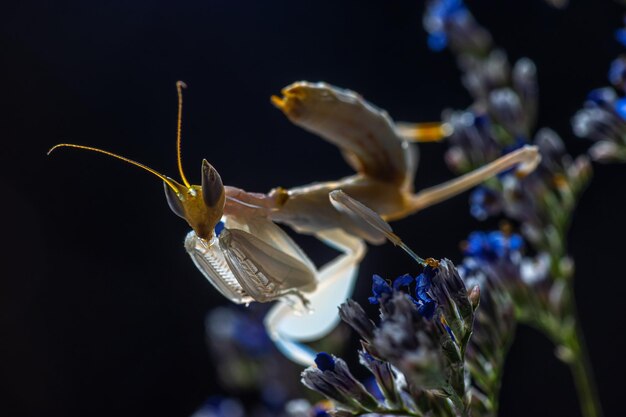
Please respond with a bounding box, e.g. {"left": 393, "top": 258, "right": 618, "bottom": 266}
{"left": 264, "top": 229, "right": 366, "bottom": 365}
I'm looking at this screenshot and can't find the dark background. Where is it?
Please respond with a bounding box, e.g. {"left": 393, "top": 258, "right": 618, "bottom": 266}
{"left": 1, "top": 1, "right": 624, "bottom": 416}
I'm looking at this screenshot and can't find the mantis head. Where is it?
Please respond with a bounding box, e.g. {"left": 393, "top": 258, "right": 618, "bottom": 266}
{"left": 48, "top": 81, "right": 226, "bottom": 241}
{"left": 162, "top": 159, "right": 225, "bottom": 240}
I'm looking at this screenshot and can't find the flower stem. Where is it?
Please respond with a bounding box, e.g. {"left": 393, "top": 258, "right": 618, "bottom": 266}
{"left": 356, "top": 409, "right": 421, "bottom": 416}
{"left": 565, "top": 313, "right": 603, "bottom": 417}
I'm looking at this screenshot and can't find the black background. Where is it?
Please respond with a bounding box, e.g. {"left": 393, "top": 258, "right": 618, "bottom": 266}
{"left": 1, "top": 1, "right": 625, "bottom": 416}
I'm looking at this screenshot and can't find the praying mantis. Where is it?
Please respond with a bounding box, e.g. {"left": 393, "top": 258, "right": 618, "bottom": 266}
{"left": 49, "top": 81, "right": 540, "bottom": 365}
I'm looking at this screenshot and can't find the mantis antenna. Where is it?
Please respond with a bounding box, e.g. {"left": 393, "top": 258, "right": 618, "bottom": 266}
{"left": 176, "top": 81, "right": 191, "bottom": 189}
{"left": 47, "top": 143, "right": 181, "bottom": 193}
{"left": 47, "top": 81, "right": 196, "bottom": 196}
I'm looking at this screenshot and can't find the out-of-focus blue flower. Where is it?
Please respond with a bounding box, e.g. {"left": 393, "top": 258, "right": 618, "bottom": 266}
{"left": 501, "top": 137, "right": 527, "bottom": 155}
{"left": 586, "top": 87, "right": 617, "bottom": 107}
{"left": 615, "top": 97, "right": 626, "bottom": 120}
{"left": 463, "top": 231, "right": 523, "bottom": 261}
{"left": 427, "top": 31, "right": 448, "bottom": 51}
{"left": 424, "top": 0, "right": 469, "bottom": 51}
{"left": 616, "top": 27, "right": 626, "bottom": 48}
{"left": 609, "top": 57, "right": 626, "bottom": 91}
{"left": 190, "top": 396, "right": 245, "bottom": 417}
{"left": 574, "top": 76, "right": 626, "bottom": 162}
{"left": 312, "top": 406, "right": 331, "bottom": 417}
{"left": 497, "top": 138, "right": 528, "bottom": 178}
{"left": 469, "top": 186, "right": 502, "bottom": 220}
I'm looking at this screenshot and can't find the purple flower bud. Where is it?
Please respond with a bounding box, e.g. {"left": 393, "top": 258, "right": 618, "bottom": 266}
{"left": 338, "top": 299, "right": 376, "bottom": 342}
{"left": 302, "top": 355, "right": 379, "bottom": 412}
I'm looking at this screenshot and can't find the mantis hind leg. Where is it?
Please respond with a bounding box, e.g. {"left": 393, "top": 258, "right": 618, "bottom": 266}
{"left": 390, "top": 145, "right": 541, "bottom": 219}
{"left": 264, "top": 229, "right": 366, "bottom": 365}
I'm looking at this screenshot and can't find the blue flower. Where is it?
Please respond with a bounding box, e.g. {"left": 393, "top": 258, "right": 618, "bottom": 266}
{"left": 428, "top": 32, "right": 448, "bottom": 51}
{"left": 616, "top": 27, "right": 626, "bottom": 48}
{"left": 192, "top": 396, "right": 244, "bottom": 417}
{"left": 609, "top": 57, "right": 626, "bottom": 90}
{"left": 368, "top": 274, "right": 393, "bottom": 304}
{"left": 464, "top": 231, "right": 523, "bottom": 261}
{"left": 363, "top": 375, "right": 385, "bottom": 401}
{"left": 586, "top": 87, "right": 617, "bottom": 107}
{"left": 501, "top": 137, "right": 527, "bottom": 154}
{"left": 315, "top": 352, "right": 336, "bottom": 372}
{"left": 415, "top": 269, "right": 434, "bottom": 303}
{"left": 415, "top": 267, "right": 437, "bottom": 319}
{"left": 424, "top": 0, "right": 468, "bottom": 51}
{"left": 313, "top": 407, "right": 331, "bottom": 417}
{"left": 470, "top": 186, "right": 501, "bottom": 220}
{"left": 368, "top": 272, "right": 438, "bottom": 318}
{"left": 496, "top": 138, "right": 528, "bottom": 177}
{"left": 418, "top": 301, "right": 437, "bottom": 319}
{"left": 232, "top": 312, "right": 272, "bottom": 355}
{"left": 392, "top": 273, "right": 413, "bottom": 290}
{"left": 615, "top": 97, "right": 626, "bottom": 120}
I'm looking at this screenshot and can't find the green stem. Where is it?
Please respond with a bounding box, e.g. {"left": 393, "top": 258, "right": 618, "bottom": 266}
{"left": 565, "top": 313, "right": 603, "bottom": 417}
{"left": 356, "top": 408, "right": 421, "bottom": 416}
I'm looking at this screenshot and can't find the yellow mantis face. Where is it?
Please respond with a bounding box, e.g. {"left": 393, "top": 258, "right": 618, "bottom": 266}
{"left": 47, "top": 147, "right": 226, "bottom": 242}
{"left": 162, "top": 160, "right": 225, "bottom": 241}
{"left": 47, "top": 82, "right": 319, "bottom": 312}
{"left": 48, "top": 82, "right": 226, "bottom": 242}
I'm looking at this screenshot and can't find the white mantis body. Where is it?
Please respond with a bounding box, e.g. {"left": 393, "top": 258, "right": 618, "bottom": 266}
{"left": 49, "top": 81, "right": 540, "bottom": 365}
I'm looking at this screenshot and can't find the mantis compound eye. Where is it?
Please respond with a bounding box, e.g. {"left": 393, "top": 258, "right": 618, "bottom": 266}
{"left": 164, "top": 181, "right": 186, "bottom": 219}
{"left": 202, "top": 159, "right": 224, "bottom": 208}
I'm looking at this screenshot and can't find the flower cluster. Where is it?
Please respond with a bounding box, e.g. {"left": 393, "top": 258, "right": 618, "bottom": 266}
{"left": 301, "top": 260, "right": 481, "bottom": 417}
{"left": 201, "top": 305, "right": 314, "bottom": 416}
{"left": 422, "top": 2, "right": 602, "bottom": 416}
{"left": 459, "top": 230, "right": 543, "bottom": 416}
{"left": 572, "top": 16, "right": 626, "bottom": 163}
{"left": 425, "top": 0, "right": 592, "bottom": 255}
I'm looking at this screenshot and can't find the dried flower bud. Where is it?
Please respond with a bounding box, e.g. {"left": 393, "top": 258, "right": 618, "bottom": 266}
{"left": 301, "top": 353, "right": 379, "bottom": 412}
{"left": 338, "top": 299, "right": 376, "bottom": 343}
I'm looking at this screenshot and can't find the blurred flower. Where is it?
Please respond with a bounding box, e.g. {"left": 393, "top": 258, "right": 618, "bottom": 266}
{"left": 205, "top": 305, "right": 308, "bottom": 412}
{"left": 190, "top": 397, "right": 245, "bottom": 417}
{"left": 464, "top": 128, "right": 592, "bottom": 253}
{"left": 572, "top": 16, "right": 626, "bottom": 163}
{"left": 424, "top": 0, "right": 492, "bottom": 54}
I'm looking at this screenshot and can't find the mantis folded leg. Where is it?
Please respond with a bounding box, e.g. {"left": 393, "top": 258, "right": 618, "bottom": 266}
{"left": 264, "top": 229, "right": 366, "bottom": 365}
